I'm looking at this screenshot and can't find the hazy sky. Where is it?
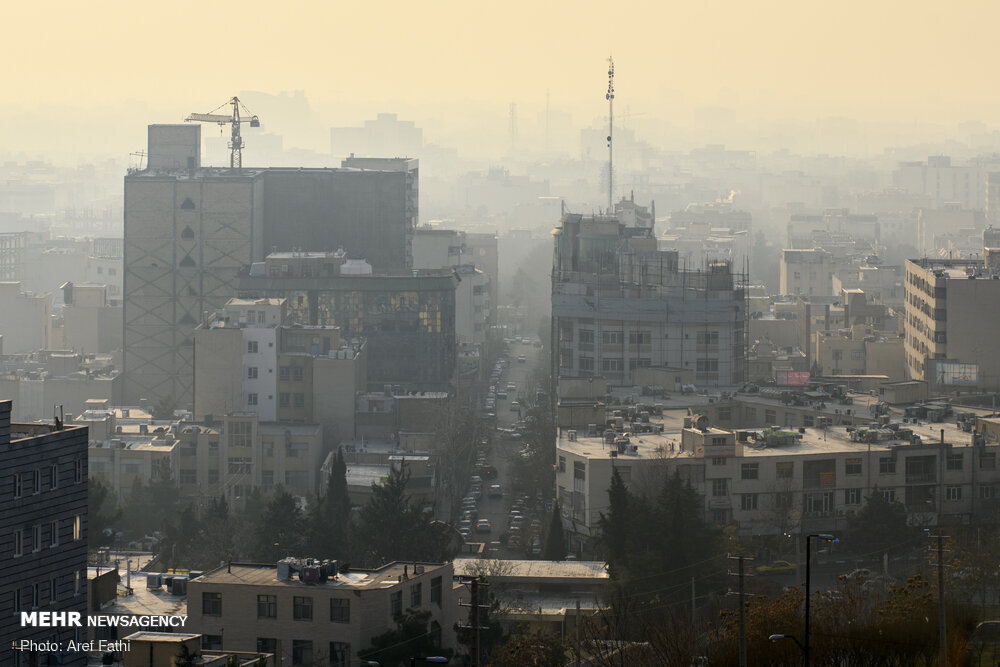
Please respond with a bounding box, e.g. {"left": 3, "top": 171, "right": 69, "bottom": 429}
{"left": 5, "top": 0, "right": 1000, "bottom": 158}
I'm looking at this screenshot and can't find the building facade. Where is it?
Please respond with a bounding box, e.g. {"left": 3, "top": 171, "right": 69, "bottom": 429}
{"left": 552, "top": 213, "right": 746, "bottom": 387}
{"left": 187, "top": 560, "right": 457, "bottom": 667}
{"left": 1, "top": 400, "right": 89, "bottom": 667}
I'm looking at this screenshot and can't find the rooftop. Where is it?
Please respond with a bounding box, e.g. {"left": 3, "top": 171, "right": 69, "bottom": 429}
{"left": 194, "top": 561, "right": 449, "bottom": 590}
{"left": 453, "top": 558, "right": 608, "bottom": 583}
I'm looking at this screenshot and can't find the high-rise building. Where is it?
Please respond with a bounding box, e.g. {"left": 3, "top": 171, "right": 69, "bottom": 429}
{"left": 552, "top": 213, "right": 747, "bottom": 387}
{"left": 1, "top": 400, "right": 88, "bottom": 666}
{"left": 124, "top": 127, "right": 417, "bottom": 408}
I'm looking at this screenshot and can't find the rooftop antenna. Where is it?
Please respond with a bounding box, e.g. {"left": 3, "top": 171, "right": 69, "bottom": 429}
{"left": 606, "top": 56, "right": 615, "bottom": 212}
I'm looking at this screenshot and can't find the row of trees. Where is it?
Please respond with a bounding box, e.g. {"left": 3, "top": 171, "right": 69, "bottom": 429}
{"left": 91, "top": 449, "right": 458, "bottom": 571}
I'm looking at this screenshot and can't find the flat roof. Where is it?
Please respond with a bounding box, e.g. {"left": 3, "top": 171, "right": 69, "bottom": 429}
{"left": 453, "top": 558, "right": 608, "bottom": 582}
{"left": 194, "top": 561, "right": 449, "bottom": 590}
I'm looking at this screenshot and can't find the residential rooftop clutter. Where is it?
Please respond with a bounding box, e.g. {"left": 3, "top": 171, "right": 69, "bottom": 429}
{"left": 555, "top": 382, "right": 1000, "bottom": 553}
{"left": 187, "top": 558, "right": 459, "bottom": 666}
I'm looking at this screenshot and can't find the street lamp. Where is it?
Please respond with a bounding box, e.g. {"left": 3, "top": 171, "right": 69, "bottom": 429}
{"left": 805, "top": 533, "right": 838, "bottom": 667}
{"left": 769, "top": 633, "right": 805, "bottom": 662}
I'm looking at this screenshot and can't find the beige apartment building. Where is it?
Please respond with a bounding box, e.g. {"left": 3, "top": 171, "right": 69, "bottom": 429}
{"left": 187, "top": 560, "right": 459, "bottom": 667}
{"left": 779, "top": 248, "right": 834, "bottom": 297}
{"left": 904, "top": 257, "right": 1000, "bottom": 391}
{"left": 555, "top": 403, "right": 1000, "bottom": 552}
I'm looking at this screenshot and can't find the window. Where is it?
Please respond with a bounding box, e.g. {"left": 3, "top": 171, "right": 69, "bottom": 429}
{"left": 180, "top": 469, "right": 197, "bottom": 484}
{"left": 578, "top": 329, "right": 594, "bottom": 344}
{"left": 73, "top": 515, "right": 81, "bottom": 541}
{"left": 845, "top": 488, "right": 861, "bottom": 505}
{"left": 329, "top": 642, "right": 350, "bottom": 667}
{"left": 879, "top": 457, "right": 896, "bottom": 474}
{"left": 279, "top": 393, "right": 290, "bottom": 408}
{"left": 946, "top": 486, "right": 962, "bottom": 501}
{"left": 740, "top": 494, "right": 758, "bottom": 510}
{"left": 13, "top": 472, "right": 22, "bottom": 498}
{"left": 764, "top": 409, "right": 776, "bottom": 424}
{"left": 981, "top": 452, "right": 997, "bottom": 470}
{"left": 601, "top": 357, "right": 623, "bottom": 372}
{"left": 712, "top": 479, "right": 728, "bottom": 497}
{"left": 574, "top": 461, "right": 585, "bottom": 481}
{"left": 261, "top": 471, "right": 273, "bottom": 487}
{"left": 49, "top": 577, "right": 57, "bottom": 604}
{"left": 247, "top": 340, "right": 259, "bottom": 354}
{"left": 292, "top": 366, "right": 304, "bottom": 382}
{"left": 629, "top": 331, "right": 651, "bottom": 345}
{"left": 741, "top": 463, "right": 759, "bottom": 480}
{"left": 247, "top": 393, "right": 258, "bottom": 406}
{"left": 13, "top": 529, "right": 23, "bottom": 557}
{"left": 845, "top": 458, "right": 862, "bottom": 475}
{"left": 293, "top": 595, "right": 313, "bottom": 620}
{"left": 75, "top": 459, "right": 83, "bottom": 483}
{"left": 74, "top": 570, "right": 81, "bottom": 596}
{"left": 696, "top": 359, "right": 719, "bottom": 372}
{"left": 390, "top": 590, "right": 403, "bottom": 617}
{"left": 712, "top": 457, "right": 726, "bottom": 466}
{"left": 881, "top": 488, "right": 896, "bottom": 503}
{"left": 947, "top": 453, "right": 964, "bottom": 471}
{"left": 202, "top": 635, "right": 223, "bottom": 651}
{"left": 31, "top": 525, "right": 40, "bottom": 552}
{"left": 980, "top": 485, "right": 998, "bottom": 500}
{"left": 32, "top": 583, "right": 39, "bottom": 609}
{"left": 257, "top": 594, "right": 277, "bottom": 619}
{"left": 202, "top": 592, "right": 222, "bottom": 616}
{"left": 696, "top": 331, "right": 719, "bottom": 346}
{"left": 558, "top": 456, "right": 566, "bottom": 473}
{"left": 49, "top": 521, "right": 58, "bottom": 547}
{"left": 431, "top": 577, "right": 442, "bottom": 606}
{"left": 248, "top": 367, "right": 259, "bottom": 379}
{"left": 601, "top": 331, "right": 623, "bottom": 345}
{"left": 32, "top": 469, "right": 41, "bottom": 494}
{"left": 579, "top": 356, "right": 594, "bottom": 371}
{"left": 776, "top": 461, "right": 793, "bottom": 479}
{"left": 411, "top": 582, "right": 422, "bottom": 608}
{"left": 775, "top": 492, "right": 794, "bottom": 508}
{"left": 13, "top": 588, "right": 21, "bottom": 613}
{"left": 279, "top": 366, "right": 290, "bottom": 381}
{"left": 293, "top": 393, "right": 305, "bottom": 408}
{"left": 208, "top": 470, "right": 220, "bottom": 484}
{"left": 256, "top": 638, "right": 277, "bottom": 654}
{"left": 330, "top": 597, "right": 350, "bottom": 623}
{"left": 49, "top": 465, "right": 57, "bottom": 490}
{"left": 718, "top": 407, "right": 732, "bottom": 421}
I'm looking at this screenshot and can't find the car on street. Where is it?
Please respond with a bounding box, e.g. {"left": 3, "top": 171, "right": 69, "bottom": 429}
{"left": 506, "top": 383, "right": 517, "bottom": 392}
{"left": 496, "top": 390, "right": 507, "bottom": 399}
{"left": 488, "top": 484, "right": 503, "bottom": 498}
{"left": 517, "top": 355, "right": 527, "bottom": 363}
{"left": 755, "top": 560, "right": 797, "bottom": 575}
{"left": 510, "top": 401, "right": 520, "bottom": 411}
{"left": 476, "top": 519, "right": 492, "bottom": 533}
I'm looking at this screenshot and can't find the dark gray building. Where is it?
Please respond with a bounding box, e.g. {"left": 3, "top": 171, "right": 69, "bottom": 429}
{"left": 1, "top": 400, "right": 88, "bottom": 667}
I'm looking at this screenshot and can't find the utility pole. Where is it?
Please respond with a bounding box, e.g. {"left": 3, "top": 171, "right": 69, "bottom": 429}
{"left": 605, "top": 56, "right": 615, "bottom": 211}
{"left": 575, "top": 598, "right": 581, "bottom": 667}
{"left": 459, "top": 578, "right": 490, "bottom": 667}
{"left": 930, "top": 533, "right": 950, "bottom": 667}
{"left": 728, "top": 554, "right": 753, "bottom": 667}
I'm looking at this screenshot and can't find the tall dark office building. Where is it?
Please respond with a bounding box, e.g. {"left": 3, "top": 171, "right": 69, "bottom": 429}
{"left": 1, "top": 400, "right": 88, "bottom": 667}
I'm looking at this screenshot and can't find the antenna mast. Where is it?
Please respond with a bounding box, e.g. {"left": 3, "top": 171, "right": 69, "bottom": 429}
{"left": 606, "top": 56, "right": 615, "bottom": 211}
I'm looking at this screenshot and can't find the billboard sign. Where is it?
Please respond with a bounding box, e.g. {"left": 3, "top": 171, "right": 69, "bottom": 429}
{"left": 776, "top": 370, "right": 811, "bottom": 387}
{"left": 937, "top": 362, "right": 978, "bottom": 387}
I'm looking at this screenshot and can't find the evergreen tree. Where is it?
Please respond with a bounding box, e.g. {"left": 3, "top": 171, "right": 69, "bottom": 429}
{"left": 307, "top": 447, "right": 352, "bottom": 559}
{"left": 88, "top": 477, "right": 121, "bottom": 548}
{"left": 252, "top": 487, "right": 305, "bottom": 561}
{"left": 598, "top": 468, "right": 632, "bottom": 571}
{"left": 542, "top": 502, "right": 566, "bottom": 560}
{"left": 844, "top": 486, "right": 921, "bottom": 556}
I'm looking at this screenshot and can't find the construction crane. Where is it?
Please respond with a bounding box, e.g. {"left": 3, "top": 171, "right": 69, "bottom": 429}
{"left": 185, "top": 96, "right": 260, "bottom": 169}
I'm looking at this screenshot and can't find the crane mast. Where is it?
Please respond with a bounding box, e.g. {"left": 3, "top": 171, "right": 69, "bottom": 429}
{"left": 186, "top": 96, "right": 260, "bottom": 169}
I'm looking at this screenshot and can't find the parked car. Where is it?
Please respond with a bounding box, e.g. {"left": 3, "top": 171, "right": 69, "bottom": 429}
{"left": 496, "top": 390, "right": 508, "bottom": 399}
{"left": 510, "top": 401, "right": 521, "bottom": 412}
{"left": 756, "top": 560, "right": 797, "bottom": 574}
{"left": 517, "top": 355, "right": 527, "bottom": 363}
{"left": 476, "top": 519, "right": 492, "bottom": 533}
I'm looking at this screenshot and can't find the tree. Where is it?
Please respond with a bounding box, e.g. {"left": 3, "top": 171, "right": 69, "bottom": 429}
{"left": 307, "top": 447, "right": 351, "bottom": 559}
{"left": 250, "top": 487, "right": 305, "bottom": 562}
{"left": 488, "top": 631, "right": 568, "bottom": 667}
{"left": 542, "top": 501, "right": 566, "bottom": 560}
{"left": 358, "top": 609, "right": 451, "bottom": 667}
{"left": 844, "top": 486, "right": 922, "bottom": 557}
{"left": 88, "top": 477, "right": 121, "bottom": 548}
{"left": 355, "top": 467, "right": 454, "bottom": 567}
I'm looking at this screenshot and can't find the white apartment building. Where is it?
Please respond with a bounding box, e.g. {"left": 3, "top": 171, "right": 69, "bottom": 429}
{"left": 555, "top": 409, "right": 1000, "bottom": 552}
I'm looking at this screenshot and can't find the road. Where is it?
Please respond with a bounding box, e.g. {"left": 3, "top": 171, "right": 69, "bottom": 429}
{"left": 470, "top": 337, "right": 546, "bottom": 558}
